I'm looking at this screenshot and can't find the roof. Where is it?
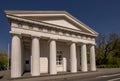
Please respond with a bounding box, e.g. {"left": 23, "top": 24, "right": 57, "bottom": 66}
{"left": 5, "top": 10, "right": 99, "bottom": 37}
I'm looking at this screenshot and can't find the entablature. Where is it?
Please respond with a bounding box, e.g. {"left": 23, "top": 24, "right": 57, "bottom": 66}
{"left": 10, "top": 21, "right": 95, "bottom": 42}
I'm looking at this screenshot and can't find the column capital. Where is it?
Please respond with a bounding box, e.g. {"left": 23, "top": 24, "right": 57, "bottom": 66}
{"left": 71, "top": 41, "right": 77, "bottom": 44}
{"left": 48, "top": 38, "right": 57, "bottom": 43}
{"left": 66, "top": 41, "right": 76, "bottom": 45}
{"left": 50, "top": 38, "right": 56, "bottom": 41}
{"left": 87, "top": 43, "right": 96, "bottom": 46}
{"left": 49, "top": 37, "right": 57, "bottom": 40}
{"left": 31, "top": 35, "right": 41, "bottom": 39}
{"left": 21, "top": 33, "right": 31, "bottom": 37}
{"left": 11, "top": 33, "right": 22, "bottom": 38}
{"left": 77, "top": 42, "right": 87, "bottom": 46}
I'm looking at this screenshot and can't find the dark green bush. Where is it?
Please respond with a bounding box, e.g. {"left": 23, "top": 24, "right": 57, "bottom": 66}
{"left": 97, "top": 64, "right": 120, "bottom": 68}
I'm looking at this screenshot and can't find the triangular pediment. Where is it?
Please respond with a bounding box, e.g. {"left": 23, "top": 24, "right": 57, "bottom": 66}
{"left": 5, "top": 11, "right": 98, "bottom": 36}
{"left": 19, "top": 16, "right": 82, "bottom": 31}
{"left": 43, "top": 19, "right": 81, "bottom": 30}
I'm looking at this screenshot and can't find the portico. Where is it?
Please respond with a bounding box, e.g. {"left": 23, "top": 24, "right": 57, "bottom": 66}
{"left": 5, "top": 11, "right": 98, "bottom": 78}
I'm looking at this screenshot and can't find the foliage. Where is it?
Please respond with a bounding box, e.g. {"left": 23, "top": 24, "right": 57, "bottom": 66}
{"left": 97, "top": 64, "right": 120, "bottom": 68}
{"left": 0, "top": 50, "right": 8, "bottom": 68}
{"left": 96, "top": 33, "right": 120, "bottom": 67}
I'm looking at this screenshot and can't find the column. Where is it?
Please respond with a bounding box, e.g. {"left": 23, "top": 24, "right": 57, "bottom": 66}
{"left": 77, "top": 46, "right": 80, "bottom": 71}
{"left": 90, "top": 45, "right": 96, "bottom": 71}
{"left": 31, "top": 37, "right": 40, "bottom": 76}
{"left": 11, "top": 35, "right": 22, "bottom": 78}
{"left": 70, "top": 42, "right": 77, "bottom": 73}
{"left": 21, "top": 41, "right": 24, "bottom": 74}
{"left": 49, "top": 40, "right": 57, "bottom": 74}
{"left": 81, "top": 43, "right": 88, "bottom": 72}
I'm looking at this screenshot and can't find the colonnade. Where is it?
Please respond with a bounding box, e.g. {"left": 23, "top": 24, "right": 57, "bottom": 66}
{"left": 11, "top": 35, "right": 96, "bottom": 78}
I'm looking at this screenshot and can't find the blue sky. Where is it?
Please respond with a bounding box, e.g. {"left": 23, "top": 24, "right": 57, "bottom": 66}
{"left": 0, "top": 0, "right": 120, "bottom": 51}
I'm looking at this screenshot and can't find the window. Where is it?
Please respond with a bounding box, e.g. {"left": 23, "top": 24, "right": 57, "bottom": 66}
{"left": 56, "top": 51, "right": 63, "bottom": 65}
{"left": 26, "top": 60, "right": 29, "bottom": 64}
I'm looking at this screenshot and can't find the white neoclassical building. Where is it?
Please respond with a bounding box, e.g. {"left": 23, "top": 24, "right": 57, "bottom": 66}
{"left": 5, "top": 11, "right": 98, "bottom": 78}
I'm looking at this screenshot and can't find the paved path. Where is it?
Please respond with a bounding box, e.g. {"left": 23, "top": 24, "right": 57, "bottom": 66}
{"left": 1, "top": 68, "right": 120, "bottom": 81}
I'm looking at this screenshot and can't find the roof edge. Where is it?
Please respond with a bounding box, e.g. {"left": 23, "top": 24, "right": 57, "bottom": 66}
{"left": 5, "top": 10, "right": 99, "bottom": 36}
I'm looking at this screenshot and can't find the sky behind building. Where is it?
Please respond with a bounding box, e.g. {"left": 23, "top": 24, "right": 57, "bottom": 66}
{"left": 0, "top": 0, "right": 120, "bottom": 50}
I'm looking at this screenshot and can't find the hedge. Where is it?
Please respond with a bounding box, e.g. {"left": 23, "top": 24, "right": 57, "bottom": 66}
{"left": 97, "top": 65, "right": 120, "bottom": 68}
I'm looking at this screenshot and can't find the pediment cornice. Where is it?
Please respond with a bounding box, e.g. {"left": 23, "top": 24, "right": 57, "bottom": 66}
{"left": 7, "top": 14, "right": 98, "bottom": 37}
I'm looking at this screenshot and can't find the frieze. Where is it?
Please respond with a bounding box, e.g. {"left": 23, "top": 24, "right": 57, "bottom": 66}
{"left": 11, "top": 21, "right": 95, "bottom": 41}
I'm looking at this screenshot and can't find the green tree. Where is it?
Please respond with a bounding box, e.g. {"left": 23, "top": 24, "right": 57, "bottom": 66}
{"left": 0, "top": 50, "right": 8, "bottom": 68}
{"left": 96, "top": 33, "right": 120, "bottom": 65}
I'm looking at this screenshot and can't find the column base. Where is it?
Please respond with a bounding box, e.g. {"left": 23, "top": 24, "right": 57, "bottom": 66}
{"left": 50, "top": 71, "right": 57, "bottom": 75}
{"left": 11, "top": 74, "right": 21, "bottom": 78}
{"left": 81, "top": 68, "right": 88, "bottom": 72}
{"left": 81, "top": 70, "right": 88, "bottom": 72}
{"left": 90, "top": 69, "right": 96, "bottom": 72}
{"left": 32, "top": 73, "right": 40, "bottom": 76}
{"left": 71, "top": 71, "right": 77, "bottom": 73}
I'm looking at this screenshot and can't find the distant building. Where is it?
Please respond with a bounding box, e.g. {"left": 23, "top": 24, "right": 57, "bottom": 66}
{"left": 5, "top": 11, "right": 98, "bottom": 78}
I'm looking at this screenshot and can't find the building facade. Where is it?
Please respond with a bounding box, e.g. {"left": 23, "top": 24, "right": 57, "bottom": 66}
{"left": 5, "top": 11, "right": 98, "bottom": 78}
